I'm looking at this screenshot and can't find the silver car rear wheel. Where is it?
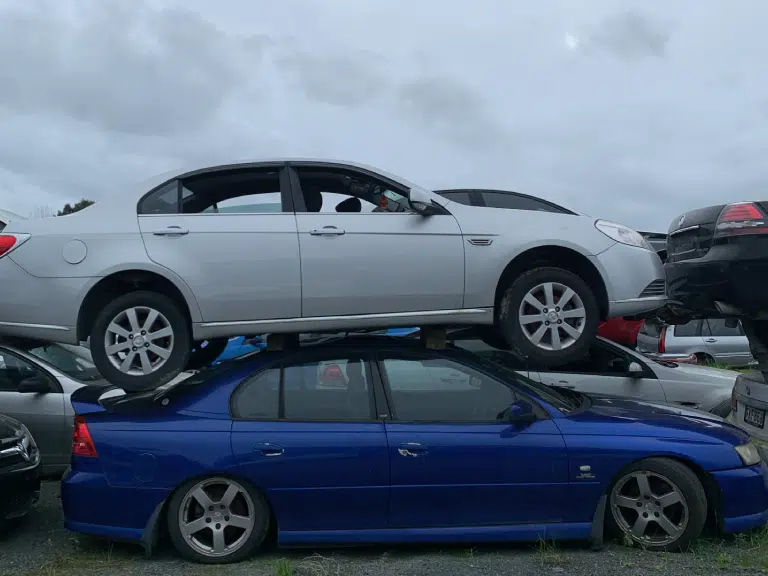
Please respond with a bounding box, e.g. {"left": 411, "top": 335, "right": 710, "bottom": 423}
{"left": 104, "top": 306, "right": 174, "bottom": 376}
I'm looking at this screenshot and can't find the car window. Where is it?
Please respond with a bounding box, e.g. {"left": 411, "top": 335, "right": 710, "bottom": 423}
{"left": 0, "top": 349, "right": 47, "bottom": 392}
{"left": 231, "top": 356, "right": 372, "bottom": 420}
{"left": 540, "top": 343, "right": 634, "bottom": 376}
{"left": 482, "top": 192, "right": 569, "bottom": 213}
{"left": 380, "top": 356, "right": 519, "bottom": 422}
{"left": 181, "top": 169, "right": 284, "bottom": 214}
{"left": 21, "top": 343, "right": 102, "bottom": 382}
{"left": 0, "top": 221, "right": 5, "bottom": 232}
{"left": 294, "top": 167, "right": 414, "bottom": 214}
{"left": 451, "top": 338, "right": 526, "bottom": 369}
{"left": 438, "top": 191, "right": 472, "bottom": 205}
{"left": 639, "top": 320, "right": 663, "bottom": 338}
{"left": 703, "top": 319, "right": 743, "bottom": 337}
{"left": 138, "top": 181, "right": 179, "bottom": 215}
{"left": 673, "top": 320, "right": 702, "bottom": 337}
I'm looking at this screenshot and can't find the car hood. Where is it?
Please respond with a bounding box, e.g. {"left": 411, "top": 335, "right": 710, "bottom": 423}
{"left": 668, "top": 362, "right": 740, "bottom": 382}
{"left": 559, "top": 394, "right": 748, "bottom": 444}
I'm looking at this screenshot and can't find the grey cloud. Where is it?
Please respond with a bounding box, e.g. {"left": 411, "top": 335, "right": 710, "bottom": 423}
{"left": 584, "top": 10, "right": 671, "bottom": 60}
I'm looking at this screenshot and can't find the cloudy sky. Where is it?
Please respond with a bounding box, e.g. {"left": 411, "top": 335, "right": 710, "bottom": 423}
{"left": 0, "top": 0, "right": 765, "bottom": 231}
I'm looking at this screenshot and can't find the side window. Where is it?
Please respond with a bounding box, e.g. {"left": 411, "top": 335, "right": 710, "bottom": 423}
{"left": 452, "top": 338, "right": 526, "bottom": 370}
{"left": 381, "top": 356, "right": 518, "bottom": 422}
{"left": 231, "top": 357, "right": 372, "bottom": 421}
{"left": 438, "top": 191, "right": 473, "bottom": 205}
{"left": 704, "top": 319, "right": 743, "bottom": 337}
{"left": 0, "top": 350, "right": 46, "bottom": 392}
{"left": 180, "top": 169, "right": 284, "bottom": 214}
{"left": 0, "top": 221, "right": 5, "bottom": 232}
{"left": 294, "top": 167, "right": 413, "bottom": 214}
{"left": 482, "top": 192, "right": 568, "bottom": 213}
{"left": 673, "top": 320, "right": 702, "bottom": 337}
{"left": 138, "top": 181, "right": 179, "bottom": 215}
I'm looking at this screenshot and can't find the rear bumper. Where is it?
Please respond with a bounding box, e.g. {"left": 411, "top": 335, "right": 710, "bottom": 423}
{"left": 665, "top": 243, "right": 768, "bottom": 318}
{"left": 0, "top": 460, "right": 41, "bottom": 520}
{"left": 714, "top": 464, "right": 768, "bottom": 533}
{"left": 594, "top": 243, "right": 667, "bottom": 317}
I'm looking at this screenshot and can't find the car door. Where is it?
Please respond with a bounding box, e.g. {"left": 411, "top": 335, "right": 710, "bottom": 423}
{"left": 536, "top": 340, "right": 667, "bottom": 402}
{"left": 378, "top": 350, "right": 569, "bottom": 528}
{"left": 230, "top": 351, "right": 390, "bottom": 533}
{"left": 666, "top": 321, "right": 709, "bottom": 356}
{"left": 703, "top": 319, "right": 753, "bottom": 366}
{"left": 138, "top": 164, "right": 302, "bottom": 323}
{"left": 0, "top": 347, "right": 66, "bottom": 472}
{"left": 287, "top": 163, "right": 465, "bottom": 318}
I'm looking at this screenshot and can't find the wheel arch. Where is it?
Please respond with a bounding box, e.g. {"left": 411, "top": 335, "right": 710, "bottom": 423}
{"left": 494, "top": 244, "right": 610, "bottom": 321}
{"left": 76, "top": 265, "right": 202, "bottom": 343}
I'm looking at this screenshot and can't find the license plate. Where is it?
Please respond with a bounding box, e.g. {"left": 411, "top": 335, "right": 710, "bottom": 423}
{"left": 744, "top": 406, "right": 766, "bottom": 429}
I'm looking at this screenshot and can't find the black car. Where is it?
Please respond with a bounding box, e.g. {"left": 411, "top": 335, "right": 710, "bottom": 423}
{"left": 0, "top": 414, "right": 41, "bottom": 532}
{"left": 665, "top": 201, "right": 768, "bottom": 319}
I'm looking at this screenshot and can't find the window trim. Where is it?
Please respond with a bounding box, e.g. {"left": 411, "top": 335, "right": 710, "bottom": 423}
{"left": 0, "top": 347, "right": 62, "bottom": 394}
{"left": 229, "top": 351, "right": 381, "bottom": 423}
{"left": 137, "top": 162, "right": 294, "bottom": 216}
{"left": 374, "top": 349, "right": 549, "bottom": 425}
{"left": 286, "top": 163, "right": 452, "bottom": 216}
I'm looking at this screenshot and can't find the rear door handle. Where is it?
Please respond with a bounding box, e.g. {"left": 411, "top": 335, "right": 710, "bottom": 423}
{"left": 310, "top": 226, "right": 346, "bottom": 237}
{"left": 397, "top": 442, "right": 428, "bottom": 457}
{"left": 153, "top": 226, "right": 189, "bottom": 236}
{"left": 254, "top": 442, "right": 284, "bottom": 457}
{"left": 705, "top": 338, "right": 717, "bottom": 343}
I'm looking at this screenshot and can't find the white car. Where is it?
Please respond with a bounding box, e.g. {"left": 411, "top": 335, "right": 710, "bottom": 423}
{"left": 729, "top": 371, "right": 768, "bottom": 450}
{"left": 0, "top": 158, "right": 665, "bottom": 391}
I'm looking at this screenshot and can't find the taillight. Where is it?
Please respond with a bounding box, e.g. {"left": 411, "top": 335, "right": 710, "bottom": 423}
{"left": 658, "top": 326, "right": 667, "bottom": 353}
{"left": 72, "top": 416, "right": 98, "bottom": 457}
{"left": 0, "top": 233, "right": 29, "bottom": 258}
{"left": 715, "top": 202, "right": 768, "bottom": 237}
{"left": 731, "top": 385, "right": 738, "bottom": 413}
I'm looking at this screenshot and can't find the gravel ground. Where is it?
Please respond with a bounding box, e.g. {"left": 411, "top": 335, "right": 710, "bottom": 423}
{"left": 3, "top": 482, "right": 768, "bottom": 576}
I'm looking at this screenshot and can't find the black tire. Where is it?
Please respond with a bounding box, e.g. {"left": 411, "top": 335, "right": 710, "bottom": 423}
{"left": 167, "top": 476, "right": 270, "bottom": 564}
{"left": 710, "top": 398, "right": 732, "bottom": 419}
{"left": 497, "top": 267, "right": 599, "bottom": 368}
{"left": 89, "top": 291, "right": 190, "bottom": 392}
{"left": 695, "top": 353, "right": 714, "bottom": 366}
{"left": 186, "top": 338, "right": 230, "bottom": 371}
{"left": 606, "top": 457, "right": 708, "bottom": 552}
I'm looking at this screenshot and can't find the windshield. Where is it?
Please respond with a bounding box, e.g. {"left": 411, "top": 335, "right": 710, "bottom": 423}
{"left": 22, "top": 343, "right": 102, "bottom": 382}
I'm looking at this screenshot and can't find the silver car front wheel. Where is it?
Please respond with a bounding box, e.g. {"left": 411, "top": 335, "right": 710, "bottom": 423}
{"left": 518, "top": 281, "right": 587, "bottom": 351}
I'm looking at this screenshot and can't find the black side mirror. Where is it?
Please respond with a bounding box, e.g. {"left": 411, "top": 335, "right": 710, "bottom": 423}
{"left": 506, "top": 400, "right": 538, "bottom": 428}
{"left": 18, "top": 375, "right": 51, "bottom": 394}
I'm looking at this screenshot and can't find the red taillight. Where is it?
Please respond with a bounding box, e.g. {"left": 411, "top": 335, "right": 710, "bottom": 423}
{"left": 658, "top": 326, "right": 667, "bottom": 354}
{"left": 0, "top": 235, "right": 17, "bottom": 257}
{"left": 715, "top": 202, "right": 768, "bottom": 237}
{"left": 72, "top": 416, "right": 98, "bottom": 457}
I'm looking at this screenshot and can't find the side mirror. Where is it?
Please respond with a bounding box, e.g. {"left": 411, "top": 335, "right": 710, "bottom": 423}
{"left": 409, "top": 187, "right": 440, "bottom": 216}
{"left": 506, "top": 400, "right": 538, "bottom": 428}
{"left": 627, "top": 361, "right": 644, "bottom": 378}
{"left": 18, "top": 375, "right": 52, "bottom": 394}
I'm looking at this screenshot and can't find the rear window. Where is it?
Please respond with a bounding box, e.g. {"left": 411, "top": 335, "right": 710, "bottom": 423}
{"left": 673, "top": 321, "right": 701, "bottom": 337}
{"left": 640, "top": 320, "right": 663, "bottom": 338}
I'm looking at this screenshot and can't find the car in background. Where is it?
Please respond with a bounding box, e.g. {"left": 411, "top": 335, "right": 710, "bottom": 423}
{"left": 637, "top": 319, "right": 754, "bottom": 367}
{"left": 0, "top": 413, "right": 40, "bottom": 533}
{"left": 447, "top": 329, "right": 737, "bottom": 417}
{"left": 597, "top": 317, "right": 645, "bottom": 349}
{"left": 0, "top": 209, "right": 24, "bottom": 233}
{"left": 1, "top": 159, "right": 666, "bottom": 391}
{"left": 62, "top": 334, "right": 768, "bottom": 562}
{"left": 730, "top": 371, "right": 768, "bottom": 449}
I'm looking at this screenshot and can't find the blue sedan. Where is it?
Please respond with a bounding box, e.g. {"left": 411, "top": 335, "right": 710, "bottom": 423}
{"left": 61, "top": 334, "right": 768, "bottom": 564}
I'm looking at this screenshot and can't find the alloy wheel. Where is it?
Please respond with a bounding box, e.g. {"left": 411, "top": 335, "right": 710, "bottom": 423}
{"left": 610, "top": 470, "right": 689, "bottom": 546}
{"left": 103, "top": 306, "right": 175, "bottom": 375}
{"left": 178, "top": 478, "right": 255, "bottom": 558}
{"left": 518, "top": 282, "right": 586, "bottom": 351}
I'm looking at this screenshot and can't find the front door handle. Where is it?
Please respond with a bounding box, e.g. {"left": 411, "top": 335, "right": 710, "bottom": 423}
{"left": 397, "top": 442, "right": 428, "bottom": 457}
{"left": 153, "top": 226, "right": 189, "bottom": 236}
{"left": 705, "top": 338, "right": 717, "bottom": 343}
{"left": 254, "top": 442, "right": 284, "bottom": 457}
{"left": 309, "top": 226, "right": 346, "bottom": 237}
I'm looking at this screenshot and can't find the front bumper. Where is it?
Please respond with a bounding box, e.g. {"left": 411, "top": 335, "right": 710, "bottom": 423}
{"left": 0, "top": 459, "right": 41, "bottom": 521}
{"left": 593, "top": 243, "right": 667, "bottom": 317}
{"left": 714, "top": 464, "right": 768, "bottom": 534}
{"left": 665, "top": 242, "right": 768, "bottom": 318}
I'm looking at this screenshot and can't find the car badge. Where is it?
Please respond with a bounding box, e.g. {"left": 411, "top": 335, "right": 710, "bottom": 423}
{"left": 747, "top": 385, "right": 752, "bottom": 396}
{"left": 678, "top": 215, "right": 685, "bottom": 227}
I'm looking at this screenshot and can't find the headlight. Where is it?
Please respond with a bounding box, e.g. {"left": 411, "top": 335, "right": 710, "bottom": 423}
{"left": 595, "top": 220, "right": 653, "bottom": 250}
{"left": 734, "top": 442, "right": 761, "bottom": 466}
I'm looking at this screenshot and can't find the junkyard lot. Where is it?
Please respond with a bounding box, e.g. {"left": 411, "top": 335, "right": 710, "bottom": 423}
{"left": 3, "top": 483, "right": 768, "bottom": 576}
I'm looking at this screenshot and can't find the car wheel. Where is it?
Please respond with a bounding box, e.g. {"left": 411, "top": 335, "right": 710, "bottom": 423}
{"left": 167, "top": 476, "right": 269, "bottom": 564}
{"left": 89, "top": 291, "right": 190, "bottom": 392}
{"left": 607, "top": 457, "right": 707, "bottom": 551}
{"left": 186, "top": 338, "right": 230, "bottom": 370}
{"left": 497, "top": 267, "right": 599, "bottom": 368}
{"left": 710, "top": 398, "right": 732, "bottom": 419}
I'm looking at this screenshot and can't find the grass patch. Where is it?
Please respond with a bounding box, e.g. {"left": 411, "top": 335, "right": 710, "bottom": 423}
{"left": 535, "top": 538, "right": 566, "bottom": 567}
{"left": 21, "top": 539, "right": 136, "bottom": 576}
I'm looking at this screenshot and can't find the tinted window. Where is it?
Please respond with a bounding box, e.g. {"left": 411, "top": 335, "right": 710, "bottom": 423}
{"left": 231, "top": 357, "right": 372, "bottom": 421}
{"left": 673, "top": 321, "right": 701, "bottom": 337}
{"left": 438, "top": 191, "right": 472, "bottom": 205}
{"left": 546, "top": 342, "right": 633, "bottom": 375}
{"left": 381, "top": 356, "right": 518, "bottom": 422}
{"left": 181, "top": 169, "right": 284, "bottom": 214}
{"left": 0, "top": 221, "right": 5, "bottom": 232}
{"left": 704, "top": 319, "right": 743, "bottom": 337}
{"left": 0, "top": 350, "right": 48, "bottom": 392}
{"left": 452, "top": 338, "right": 526, "bottom": 369}
{"left": 138, "top": 181, "right": 179, "bottom": 215}
{"left": 482, "top": 192, "right": 568, "bottom": 213}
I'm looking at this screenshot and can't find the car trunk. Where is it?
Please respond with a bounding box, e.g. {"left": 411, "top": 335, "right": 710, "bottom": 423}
{"left": 666, "top": 205, "right": 725, "bottom": 263}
